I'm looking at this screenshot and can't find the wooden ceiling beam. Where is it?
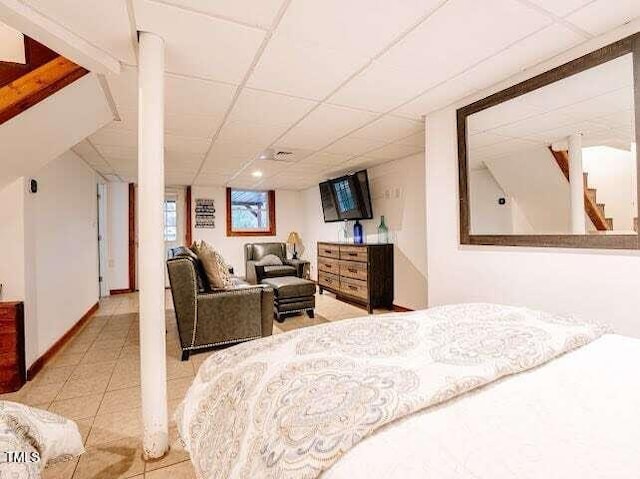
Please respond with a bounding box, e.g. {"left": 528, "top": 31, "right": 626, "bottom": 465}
{"left": 0, "top": 55, "right": 88, "bottom": 125}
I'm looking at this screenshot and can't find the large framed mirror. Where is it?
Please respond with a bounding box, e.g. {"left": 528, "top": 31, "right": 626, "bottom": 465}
{"left": 458, "top": 33, "right": 639, "bottom": 250}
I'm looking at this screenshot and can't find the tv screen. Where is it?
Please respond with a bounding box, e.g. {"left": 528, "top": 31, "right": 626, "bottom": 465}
{"left": 319, "top": 170, "right": 373, "bottom": 222}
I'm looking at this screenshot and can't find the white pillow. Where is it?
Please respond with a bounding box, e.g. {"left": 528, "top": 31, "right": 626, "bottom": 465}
{"left": 255, "top": 254, "right": 283, "bottom": 266}
{"left": 0, "top": 401, "right": 85, "bottom": 472}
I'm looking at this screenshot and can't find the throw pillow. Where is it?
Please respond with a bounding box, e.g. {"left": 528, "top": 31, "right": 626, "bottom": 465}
{"left": 255, "top": 254, "right": 283, "bottom": 266}
{"left": 0, "top": 401, "right": 85, "bottom": 472}
{"left": 191, "top": 240, "right": 232, "bottom": 289}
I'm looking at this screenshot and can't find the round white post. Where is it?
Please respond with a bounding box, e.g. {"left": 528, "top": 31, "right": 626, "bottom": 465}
{"left": 568, "top": 133, "right": 586, "bottom": 234}
{"left": 138, "top": 31, "right": 169, "bottom": 459}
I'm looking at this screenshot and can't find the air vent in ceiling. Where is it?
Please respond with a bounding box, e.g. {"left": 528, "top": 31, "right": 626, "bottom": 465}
{"left": 257, "top": 148, "right": 297, "bottom": 163}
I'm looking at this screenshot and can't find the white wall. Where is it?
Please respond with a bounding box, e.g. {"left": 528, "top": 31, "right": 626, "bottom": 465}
{"left": 0, "top": 178, "right": 26, "bottom": 301}
{"left": 191, "top": 187, "right": 305, "bottom": 274}
{"left": 426, "top": 108, "right": 640, "bottom": 338}
{"left": 582, "top": 146, "right": 637, "bottom": 232}
{"left": 469, "top": 168, "right": 513, "bottom": 234}
{"left": 107, "top": 182, "right": 130, "bottom": 290}
{"left": 28, "top": 151, "right": 100, "bottom": 365}
{"left": 0, "top": 151, "right": 100, "bottom": 366}
{"left": 302, "top": 153, "right": 428, "bottom": 310}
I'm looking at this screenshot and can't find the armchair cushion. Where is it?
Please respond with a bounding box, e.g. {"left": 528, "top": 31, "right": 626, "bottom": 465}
{"left": 192, "top": 240, "right": 231, "bottom": 289}
{"left": 255, "top": 254, "right": 283, "bottom": 266}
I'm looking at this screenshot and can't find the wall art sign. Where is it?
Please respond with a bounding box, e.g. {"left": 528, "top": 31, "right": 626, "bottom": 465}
{"left": 195, "top": 198, "right": 216, "bottom": 228}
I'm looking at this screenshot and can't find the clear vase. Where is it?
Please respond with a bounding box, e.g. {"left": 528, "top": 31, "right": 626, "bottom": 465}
{"left": 338, "top": 220, "right": 348, "bottom": 243}
{"left": 377, "top": 215, "right": 389, "bottom": 244}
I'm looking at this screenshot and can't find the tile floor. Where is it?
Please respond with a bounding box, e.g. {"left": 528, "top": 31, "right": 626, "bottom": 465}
{"left": 1, "top": 291, "right": 384, "bottom": 478}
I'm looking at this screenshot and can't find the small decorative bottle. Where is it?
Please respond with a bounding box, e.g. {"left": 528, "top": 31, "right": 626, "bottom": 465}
{"left": 377, "top": 215, "right": 389, "bottom": 244}
{"left": 353, "top": 220, "right": 363, "bottom": 244}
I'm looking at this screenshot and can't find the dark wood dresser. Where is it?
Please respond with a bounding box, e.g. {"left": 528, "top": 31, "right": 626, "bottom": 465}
{"left": 317, "top": 242, "right": 393, "bottom": 313}
{"left": 0, "top": 302, "right": 26, "bottom": 393}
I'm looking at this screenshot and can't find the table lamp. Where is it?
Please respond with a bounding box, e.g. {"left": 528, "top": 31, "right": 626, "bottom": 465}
{"left": 287, "top": 231, "right": 301, "bottom": 259}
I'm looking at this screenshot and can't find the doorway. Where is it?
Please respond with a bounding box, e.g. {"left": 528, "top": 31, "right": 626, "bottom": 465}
{"left": 164, "top": 190, "right": 182, "bottom": 287}
{"left": 97, "top": 183, "right": 109, "bottom": 297}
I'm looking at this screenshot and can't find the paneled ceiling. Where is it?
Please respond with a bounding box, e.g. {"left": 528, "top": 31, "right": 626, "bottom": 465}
{"left": 468, "top": 54, "right": 635, "bottom": 170}
{"left": 18, "top": 0, "right": 639, "bottom": 189}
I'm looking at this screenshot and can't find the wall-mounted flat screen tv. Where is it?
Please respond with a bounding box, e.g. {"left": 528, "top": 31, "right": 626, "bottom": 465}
{"left": 319, "top": 169, "right": 373, "bottom": 223}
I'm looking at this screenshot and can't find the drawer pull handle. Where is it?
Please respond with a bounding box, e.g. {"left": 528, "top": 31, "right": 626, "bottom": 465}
{"left": 348, "top": 285, "right": 357, "bottom": 290}
{"left": 324, "top": 250, "right": 332, "bottom": 254}
{"left": 348, "top": 268, "right": 357, "bottom": 273}
{"left": 348, "top": 253, "right": 357, "bottom": 256}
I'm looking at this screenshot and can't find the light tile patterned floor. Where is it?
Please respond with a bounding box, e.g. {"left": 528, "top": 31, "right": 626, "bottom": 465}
{"left": 0, "top": 291, "right": 384, "bottom": 478}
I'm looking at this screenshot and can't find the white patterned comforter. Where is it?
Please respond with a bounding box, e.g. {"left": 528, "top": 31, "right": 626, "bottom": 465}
{"left": 175, "top": 303, "right": 610, "bottom": 479}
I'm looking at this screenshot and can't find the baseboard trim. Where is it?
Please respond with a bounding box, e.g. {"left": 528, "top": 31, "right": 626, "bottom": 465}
{"left": 392, "top": 304, "right": 414, "bottom": 312}
{"left": 109, "top": 288, "right": 132, "bottom": 295}
{"left": 27, "top": 301, "right": 99, "bottom": 380}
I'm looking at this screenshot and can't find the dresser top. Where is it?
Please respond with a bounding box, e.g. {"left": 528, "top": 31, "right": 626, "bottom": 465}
{"left": 317, "top": 241, "right": 392, "bottom": 247}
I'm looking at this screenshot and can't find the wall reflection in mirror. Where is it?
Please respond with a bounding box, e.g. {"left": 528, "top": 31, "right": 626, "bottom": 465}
{"left": 468, "top": 53, "right": 637, "bottom": 236}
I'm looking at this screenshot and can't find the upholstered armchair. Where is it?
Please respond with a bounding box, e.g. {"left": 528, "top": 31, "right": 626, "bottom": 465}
{"left": 167, "top": 247, "right": 273, "bottom": 360}
{"left": 244, "top": 242, "right": 305, "bottom": 284}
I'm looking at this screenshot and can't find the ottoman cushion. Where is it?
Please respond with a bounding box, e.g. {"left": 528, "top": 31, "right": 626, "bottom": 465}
{"left": 261, "top": 276, "right": 316, "bottom": 299}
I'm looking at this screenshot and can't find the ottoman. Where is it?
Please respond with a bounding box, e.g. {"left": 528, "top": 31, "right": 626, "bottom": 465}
{"left": 260, "top": 276, "right": 316, "bottom": 322}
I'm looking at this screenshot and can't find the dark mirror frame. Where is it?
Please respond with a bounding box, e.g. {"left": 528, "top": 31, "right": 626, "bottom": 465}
{"left": 457, "top": 33, "right": 640, "bottom": 250}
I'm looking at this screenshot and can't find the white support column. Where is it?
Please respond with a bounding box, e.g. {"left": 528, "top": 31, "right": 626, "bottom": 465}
{"left": 568, "top": 133, "right": 586, "bottom": 234}
{"left": 138, "top": 31, "right": 168, "bottom": 459}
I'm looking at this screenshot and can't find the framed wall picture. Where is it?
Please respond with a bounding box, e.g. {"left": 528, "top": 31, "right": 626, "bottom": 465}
{"left": 195, "top": 198, "right": 215, "bottom": 228}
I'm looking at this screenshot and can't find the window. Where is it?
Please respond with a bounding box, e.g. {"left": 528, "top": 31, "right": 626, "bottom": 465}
{"left": 226, "top": 188, "right": 276, "bottom": 236}
{"left": 164, "top": 199, "right": 177, "bottom": 241}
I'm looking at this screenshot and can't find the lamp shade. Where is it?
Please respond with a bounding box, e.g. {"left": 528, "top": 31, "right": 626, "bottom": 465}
{"left": 287, "top": 231, "right": 300, "bottom": 245}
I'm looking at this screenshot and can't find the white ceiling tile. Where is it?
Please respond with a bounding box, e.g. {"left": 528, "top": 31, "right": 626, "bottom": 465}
{"left": 91, "top": 128, "right": 138, "bottom": 147}
{"left": 277, "top": 0, "right": 444, "bottom": 58}
{"left": 165, "top": 135, "right": 210, "bottom": 156}
{"left": 239, "top": 159, "right": 287, "bottom": 178}
{"left": 134, "top": 0, "right": 265, "bottom": 83}
{"left": 395, "top": 131, "right": 426, "bottom": 147}
{"left": 381, "top": 0, "right": 552, "bottom": 83}
{"left": 566, "top": 0, "right": 640, "bottom": 35}
{"left": 154, "top": 0, "right": 285, "bottom": 27}
{"left": 217, "top": 120, "right": 287, "bottom": 145}
{"left": 227, "top": 88, "right": 317, "bottom": 126}
{"left": 303, "top": 152, "right": 351, "bottom": 166}
{"left": 24, "top": 0, "right": 136, "bottom": 63}
{"left": 193, "top": 173, "right": 233, "bottom": 186}
{"left": 324, "top": 136, "right": 388, "bottom": 157}
{"left": 395, "top": 23, "right": 583, "bottom": 118}
{"left": 329, "top": 60, "right": 430, "bottom": 112}
{"left": 353, "top": 115, "right": 423, "bottom": 143}
{"left": 72, "top": 140, "right": 110, "bottom": 168}
{"left": 105, "top": 66, "right": 237, "bottom": 117}
{"left": 247, "top": 31, "right": 367, "bottom": 100}
{"left": 165, "top": 75, "right": 237, "bottom": 116}
{"left": 527, "top": 0, "right": 593, "bottom": 17}
{"left": 278, "top": 104, "right": 378, "bottom": 150}
{"left": 365, "top": 143, "right": 424, "bottom": 161}
{"left": 95, "top": 145, "right": 137, "bottom": 161}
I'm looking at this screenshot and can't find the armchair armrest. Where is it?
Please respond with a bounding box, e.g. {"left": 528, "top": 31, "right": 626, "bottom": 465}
{"left": 283, "top": 259, "right": 309, "bottom": 278}
{"left": 193, "top": 286, "right": 273, "bottom": 347}
{"left": 245, "top": 260, "right": 259, "bottom": 284}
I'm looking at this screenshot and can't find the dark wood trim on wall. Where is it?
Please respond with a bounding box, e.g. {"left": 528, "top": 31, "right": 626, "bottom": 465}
{"left": 457, "top": 32, "right": 640, "bottom": 251}
{"left": 185, "top": 185, "right": 193, "bottom": 246}
{"left": 0, "top": 301, "right": 26, "bottom": 393}
{"left": 27, "top": 302, "right": 99, "bottom": 380}
{"left": 109, "top": 288, "right": 132, "bottom": 295}
{"left": 226, "top": 187, "right": 277, "bottom": 237}
{"left": 128, "top": 183, "right": 136, "bottom": 291}
{"left": 392, "top": 304, "right": 414, "bottom": 312}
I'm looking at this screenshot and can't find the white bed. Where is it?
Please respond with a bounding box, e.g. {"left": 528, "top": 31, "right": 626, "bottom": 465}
{"left": 176, "top": 304, "right": 640, "bottom": 479}
{"left": 324, "top": 334, "right": 640, "bottom": 479}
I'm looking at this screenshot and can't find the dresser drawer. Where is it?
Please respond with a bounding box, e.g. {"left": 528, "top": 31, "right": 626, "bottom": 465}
{"left": 0, "top": 333, "right": 17, "bottom": 354}
{"left": 339, "top": 245, "right": 368, "bottom": 263}
{"left": 318, "top": 271, "right": 340, "bottom": 290}
{"left": 318, "top": 256, "right": 339, "bottom": 275}
{"left": 340, "top": 276, "right": 368, "bottom": 301}
{"left": 340, "top": 260, "right": 368, "bottom": 281}
{"left": 318, "top": 243, "right": 340, "bottom": 259}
